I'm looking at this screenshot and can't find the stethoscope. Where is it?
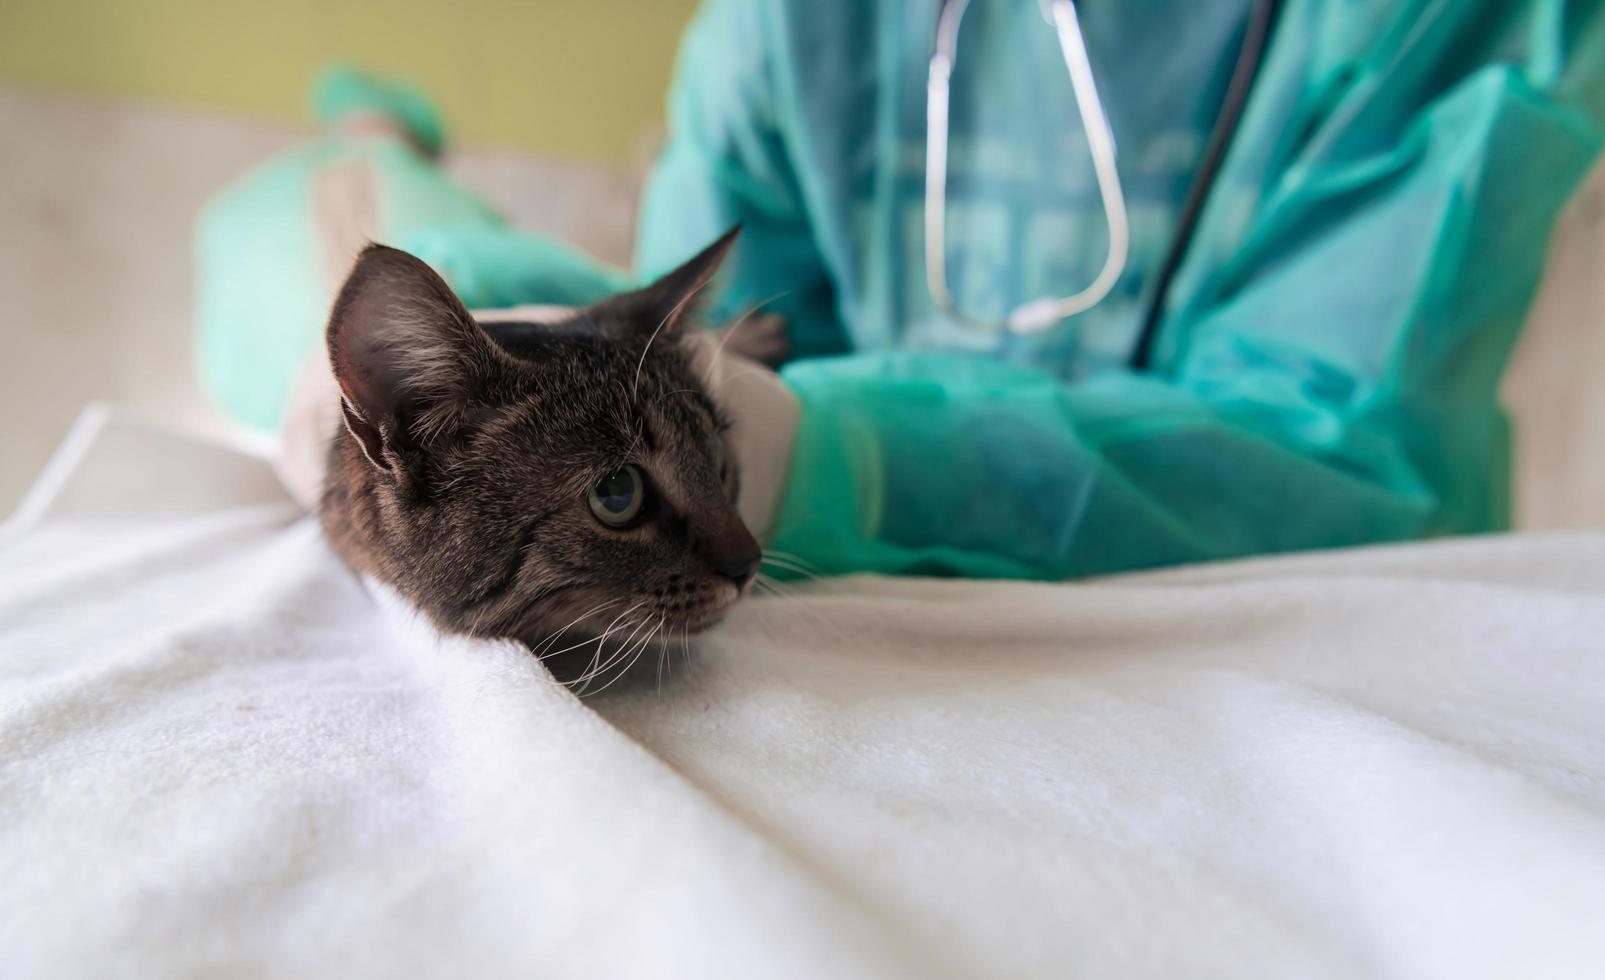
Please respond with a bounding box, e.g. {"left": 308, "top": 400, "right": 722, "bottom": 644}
{"left": 924, "top": 0, "right": 1280, "bottom": 366}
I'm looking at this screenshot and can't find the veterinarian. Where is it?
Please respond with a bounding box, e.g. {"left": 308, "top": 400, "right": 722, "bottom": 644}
{"left": 631, "top": 0, "right": 1605, "bottom": 578}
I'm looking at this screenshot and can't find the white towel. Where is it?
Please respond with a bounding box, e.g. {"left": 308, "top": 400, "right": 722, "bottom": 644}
{"left": 4, "top": 407, "right": 1604, "bottom": 979}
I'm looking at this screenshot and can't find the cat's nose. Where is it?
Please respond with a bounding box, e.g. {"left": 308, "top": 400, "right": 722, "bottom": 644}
{"left": 697, "top": 512, "right": 761, "bottom": 590}
{"left": 716, "top": 550, "right": 760, "bottom": 590}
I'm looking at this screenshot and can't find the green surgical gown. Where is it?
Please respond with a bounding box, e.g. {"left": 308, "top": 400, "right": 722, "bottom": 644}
{"left": 636, "top": 0, "right": 1605, "bottom": 579}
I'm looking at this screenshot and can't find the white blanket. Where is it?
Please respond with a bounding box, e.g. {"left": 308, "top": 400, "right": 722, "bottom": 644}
{"left": 4, "top": 407, "right": 1605, "bottom": 979}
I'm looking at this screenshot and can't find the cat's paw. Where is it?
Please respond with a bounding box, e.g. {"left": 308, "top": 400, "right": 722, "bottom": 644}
{"left": 717, "top": 312, "right": 789, "bottom": 368}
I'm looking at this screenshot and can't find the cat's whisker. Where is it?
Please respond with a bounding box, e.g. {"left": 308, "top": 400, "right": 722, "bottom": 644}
{"left": 762, "top": 548, "right": 825, "bottom": 574}
{"left": 700, "top": 289, "right": 794, "bottom": 389}
{"left": 760, "top": 552, "right": 825, "bottom": 583}
{"left": 634, "top": 277, "right": 717, "bottom": 402}
{"left": 557, "top": 601, "right": 646, "bottom": 688}
{"left": 655, "top": 386, "right": 703, "bottom": 403}
{"left": 758, "top": 566, "right": 817, "bottom": 588}
{"left": 650, "top": 322, "right": 781, "bottom": 414}
{"left": 657, "top": 620, "right": 688, "bottom": 693}
{"left": 616, "top": 615, "right": 661, "bottom": 680}
{"left": 575, "top": 600, "right": 665, "bottom": 689}
{"left": 652, "top": 289, "right": 787, "bottom": 414}
{"left": 589, "top": 615, "right": 665, "bottom": 697}
{"left": 656, "top": 634, "right": 668, "bottom": 695}
{"left": 530, "top": 598, "right": 618, "bottom": 659}
{"left": 537, "top": 599, "right": 638, "bottom": 661}
{"left": 654, "top": 616, "right": 683, "bottom": 694}
{"left": 532, "top": 605, "right": 609, "bottom": 662}
{"left": 487, "top": 580, "right": 575, "bottom": 639}
{"left": 573, "top": 613, "right": 652, "bottom": 693}
{"left": 600, "top": 628, "right": 654, "bottom": 699}
{"left": 575, "top": 615, "right": 648, "bottom": 693}
{"left": 613, "top": 379, "right": 649, "bottom": 456}
{"left": 465, "top": 577, "right": 558, "bottom": 638}
{"left": 760, "top": 559, "right": 823, "bottom": 582}
{"left": 568, "top": 634, "right": 622, "bottom": 694}
{"left": 754, "top": 573, "right": 796, "bottom": 599}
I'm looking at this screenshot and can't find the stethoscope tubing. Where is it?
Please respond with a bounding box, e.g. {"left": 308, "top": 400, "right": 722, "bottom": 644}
{"left": 923, "top": 0, "right": 1283, "bottom": 364}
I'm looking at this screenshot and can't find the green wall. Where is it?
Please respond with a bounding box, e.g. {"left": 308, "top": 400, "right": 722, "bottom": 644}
{"left": 0, "top": 0, "right": 701, "bottom": 163}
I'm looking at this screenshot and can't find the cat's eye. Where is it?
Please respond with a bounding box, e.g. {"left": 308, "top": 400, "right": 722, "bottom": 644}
{"left": 588, "top": 465, "right": 646, "bottom": 527}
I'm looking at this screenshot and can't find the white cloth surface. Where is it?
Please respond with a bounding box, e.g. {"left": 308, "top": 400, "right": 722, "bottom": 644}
{"left": 4, "top": 407, "right": 1605, "bottom": 979}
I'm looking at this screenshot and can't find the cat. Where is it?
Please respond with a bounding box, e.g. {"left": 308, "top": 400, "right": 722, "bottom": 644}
{"left": 319, "top": 228, "right": 767, "bottom": 690}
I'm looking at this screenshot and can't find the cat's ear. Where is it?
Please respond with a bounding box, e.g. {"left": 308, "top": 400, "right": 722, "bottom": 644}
{"left": 326, "top": 244, "right": 507, "bottom": 472}
{"left": 597, "top": 225, "right": 740, "bottom": 339}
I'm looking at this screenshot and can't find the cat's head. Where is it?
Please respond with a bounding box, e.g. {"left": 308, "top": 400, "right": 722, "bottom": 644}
{"left": 320, "top": 229, "right": 759, "bottom": 670}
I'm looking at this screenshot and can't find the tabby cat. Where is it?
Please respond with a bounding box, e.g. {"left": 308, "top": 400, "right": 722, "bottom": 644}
{"left": 319, "top": 229, "right": 762, "bottom": 689}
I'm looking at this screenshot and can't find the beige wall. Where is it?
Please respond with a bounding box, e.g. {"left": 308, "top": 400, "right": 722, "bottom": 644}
{"left": 0, "top": 0, "right": 700, "bottom": 162}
